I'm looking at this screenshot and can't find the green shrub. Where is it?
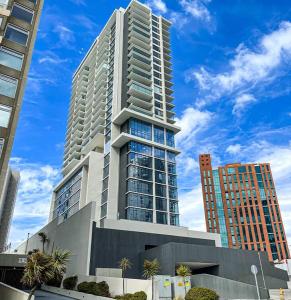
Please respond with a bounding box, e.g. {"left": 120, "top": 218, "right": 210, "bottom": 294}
{"left": 77, "top": 281, "right": 110, "bottom": 297}
{"left": 185, "top": 287, "right": 219, "bottom": 300}
{"left": 63, "top": 276, "right": 78, "bottom": 290}
{"left": 46, "top": 276, "right": 63, "bottom": 288}
{"left": 115, "top": 291, "right": 147, "bottom": 300}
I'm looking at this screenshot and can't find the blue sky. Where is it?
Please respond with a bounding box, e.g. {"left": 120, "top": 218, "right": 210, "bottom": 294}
{"left": 8, "top": 0, "right": 291, "bottom": 250}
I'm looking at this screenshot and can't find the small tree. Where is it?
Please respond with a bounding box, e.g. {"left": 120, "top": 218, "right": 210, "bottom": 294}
{"left": 143, "top": 259, "right": 160, "bottom": 300}
{"left": 119, "top": 257, "right": 132, "bottom": 295}
{"left": 38, "top": 232, "right": 49, "bottom": 253}
{"left": 176, "top": 264, "right": 191, "bottom": 297}
{"left": 21, "top": 249, "right": 70, "bottom": 300}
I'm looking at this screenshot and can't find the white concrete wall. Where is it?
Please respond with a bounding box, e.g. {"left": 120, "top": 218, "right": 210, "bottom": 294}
{"left": 43, "top": 285, "right": 114, "bottom": 300}
{"left": 0, "top": 282, "right": 34, "bottom": 300}
{"left": 71, "top": 274, "right": 153, "bottom": 299}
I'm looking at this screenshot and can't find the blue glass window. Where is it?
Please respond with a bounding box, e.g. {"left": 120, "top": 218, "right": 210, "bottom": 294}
{"left": 128, "top": 152, "right": 152, "bottom": 168}
{"left": 127, "top": 179, "right": 152, "bottom": 195}
{"left": 167, "top": 162, "right": 176, "bottom": 174}
{"left": 156, "top": 197, "right": 167, "bottom": 211}
{"left": 128, "top": 165, "right": 152, "bottom": 181}
{"left": 5, "top": 25, "right": 28, "bottom": 46}
{"left": 168, "top": 174, "right": 177, "bottom": 186}
{"left": 155, "top": 171, "right": 166, "bottom": 184}
{"left": 156, "top": 184, "right": 166, "bottom": 197}
{"left": 166, "top": 130, "right": 175, "bottom": 147}
{"left": 169, "top": 187, "right": 178, "bottom": 199}
{"left": 157, "top": 211, "right": 168, "bottom": 224}
{"left": 126, "top": 207, "right": 153, "bottom": 222}
{"left": 0, "top": 47, "right": 23, "bottom": 71}
{"left": 154, "top": 126, "right": 165, "bottom": 144}
{"left": 170, "top": 201, "right": 179, "bottom": 213}
{"left": 170, "top": 214, "right": 179, "bottom": 226}
{"left": 128, "top": 141, "right": 152, "bottom": 155}
{"left": 11, "top": 5, "right": 34, "bottom": 24}
{"left": 167, "top": 151, "right": 176, "bottom": 162}
{"left": 155, "top": 158, "right": 165, "bottom": 171}
{"left": 126, "top": 193, "right": 153, "bottom": 209}
{"left": 129, "top": 118, "right": 152, "bottom": 140}
{"left": 154, "top": 147, "right": 165, "bottom": 159}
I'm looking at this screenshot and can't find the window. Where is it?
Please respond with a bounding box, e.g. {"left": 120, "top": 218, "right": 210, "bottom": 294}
{"left": 128, "top": 152, "right": 152, "bottom": 168}
{"left": 5, "top": 25, "right": 29, "bottom": 46}
{"left": 129, "top": 118, "right": 152, "bottom": 140}
{"left": 127, "top": 179, "right": 153, "bottom": 195}
{"left": 155, "top": 171, "right": 166, "bottom": 184}
{"left": 0, "top": 74, "right": 18, "bottom": 98}
{"left": 166, "top": 130, "right": 175, "bottom": 147}
{"left": 156, "top": 197, "right": 167, "bottom": 211}
{"left": 154, "top": 126, "right": 165, "bottom": 144}
{"left": 127, "top": 193, "right": 153, "bottom": 209}
{"left": 155, "top": 158, "right": 165, "bottom": 171}
{"left": 126, "top": 207, "right": 153, "bottom": 222}
{"left": 0, "top": 139, "right": 4, "bottom": 158}
{"left": 154, "top": 147, "right": 165, "bottom": 159}
{"left": 11, "top": 4, "right": 34, "bottom": 24}
{"left": 170, "top": 201, "right": 179, "bottom": 213}
{"left": 156, "top": 211, "right": 168, "bottom": 224}
{"left": 169, "top": 187, "right": 178, "bottom": 199}
{"left": 170, "top": 214, "right": 179, "bottom": 226}
{"left": 128, "top": 141, "right": 152, "bottom": 156}
{"left": 128, "top": 165, "right": 152, "bottom": 181}
{"left": 0, "top": 17, "right": 3, "bottom": 26}
{"left": 0, "top": 105, "right": 12, "bottom": 128}
{"left": 0, "top": 47, "right": 24, "bottom": 70}
{"left": 156, "top": 184, "right": 166, "bottom": 197}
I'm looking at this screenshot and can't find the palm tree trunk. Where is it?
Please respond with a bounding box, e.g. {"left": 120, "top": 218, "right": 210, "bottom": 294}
{"left": 28, "top": 285, "right": 37, "bottom": 300}
{"left": 184, "top": 278, "right": 186, "bottom": 298}
{"left": 42, "top": 242, "right": 45, "bottom": 253}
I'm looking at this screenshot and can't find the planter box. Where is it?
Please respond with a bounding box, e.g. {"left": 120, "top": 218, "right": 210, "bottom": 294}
{"left": 42, "top": 285, "right": 115, "bottom": 300}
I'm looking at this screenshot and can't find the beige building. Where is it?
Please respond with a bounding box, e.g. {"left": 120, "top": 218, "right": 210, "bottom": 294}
{"left": 0, "top": 0, "right": 43, "bottom": 250}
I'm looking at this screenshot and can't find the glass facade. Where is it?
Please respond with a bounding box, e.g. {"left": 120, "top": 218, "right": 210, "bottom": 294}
{"left": 124, "top": 118, "right": 175, "bottom": 148}
{"left": 53, "top": 170, "right": 82, "bottom": 223}
{"left": 125, "top": 141, "right": 179, "bottom": 225}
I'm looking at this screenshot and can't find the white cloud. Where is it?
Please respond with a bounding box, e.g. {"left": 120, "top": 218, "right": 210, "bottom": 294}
{"left": 226, "top": 144, "right": 242, "bottom": 155}
{"left": 180, "top": 0, "right": 212, "bottom": 22}
{"left": 190, "top": 21, "right": 291, "bottom": 107}
{"left": 53, "top": 24, "right": 75, "bottom": 48}
{"left": 146, "top": 0, "right": 167, "bottom": 14}
{"left": 38, "top": 52, "right": 68, "bottom": 65}
{"left": 8, "top": 158, "right": 61, "bottom": 248}
{"left": 232, "top": 94, "right": 256, "bottom": 116}
{"left": 288, "top": 112, "right": 291, "bottom": 117}
{"left": 175, "top": 107, "right": 213, "bottom": 151}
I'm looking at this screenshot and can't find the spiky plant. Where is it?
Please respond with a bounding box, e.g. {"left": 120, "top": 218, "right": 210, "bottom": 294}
{"left": 119, "top": 257, "right": 132, "bottom": 295}
{"left": 21, "top": 249, "right": 70, "bottom": 300}
{"left": 143, "top": 259, "right": 160, "bottom": 300}
{"left": 176, "top": 264, "right": 191, "bottom": 296}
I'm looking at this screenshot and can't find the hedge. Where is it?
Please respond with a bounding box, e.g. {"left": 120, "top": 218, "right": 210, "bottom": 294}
{"left": 63, "top": 275, "right": 78, "bottom": 290}
{"left": 115, "top": 291, "right": 147, "bottom": 300}
{"left": 77, "top": 281, "right": 110, "bottom": 297}
{"left": 185, "top": 287, "right": 219, "bottom": 300}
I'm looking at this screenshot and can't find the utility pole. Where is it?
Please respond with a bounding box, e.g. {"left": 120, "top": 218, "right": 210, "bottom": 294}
{"left": 24, "top": 233, "right": 30, "bottom": 254}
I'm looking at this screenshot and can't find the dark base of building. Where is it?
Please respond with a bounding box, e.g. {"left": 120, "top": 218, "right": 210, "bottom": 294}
{"left": 90, "top": 224, "right": 289, "bottom": 290}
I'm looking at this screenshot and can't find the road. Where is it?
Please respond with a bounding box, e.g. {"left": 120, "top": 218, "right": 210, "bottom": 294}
{"left": 34, "top": 290, "right": 77, "bottom": 300}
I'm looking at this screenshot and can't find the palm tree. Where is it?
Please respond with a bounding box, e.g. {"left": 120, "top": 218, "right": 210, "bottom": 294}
{"left": 119, "top": 257, "right": 132, "bottom": 295}
{"left": 176, "top": 264, "right": 191, "bottom": 297}
{"left": 38, "top": 232, "right": 49, "bottom": 253}
{"left": 21, "top": 249, "right": 70, "bottom": 300}
{"left": 143, "top": 259, "right": 160, "bottom": 300}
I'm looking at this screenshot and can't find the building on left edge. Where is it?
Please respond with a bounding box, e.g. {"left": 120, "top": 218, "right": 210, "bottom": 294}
{"left": 0, "top": 0, "right": 43, "bottom": 252}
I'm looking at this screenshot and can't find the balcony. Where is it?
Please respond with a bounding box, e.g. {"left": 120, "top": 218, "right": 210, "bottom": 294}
{"left": 129, "top": 27, "right": 151, "bottom": 45}
{"left": 128, "top": 81, "right": 152, "bottom": 101}
{"left": 128, "top": 67, "right": 152, "bottom": 86}
{"left": 128, "top": 52, "right": 151, "bottom": 71}
{"left": 127, "top": 95, "right": 153, "bottom": 110}
{"left": 128, "top": 9, "right": 150, "bottom": 26}
{"left": 128, "top": 34, "right": 151, "bottom": 51}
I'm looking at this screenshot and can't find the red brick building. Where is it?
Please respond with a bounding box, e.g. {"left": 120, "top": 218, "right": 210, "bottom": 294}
{"left": 199, "top": 154, "right": 290, "bottom": 261}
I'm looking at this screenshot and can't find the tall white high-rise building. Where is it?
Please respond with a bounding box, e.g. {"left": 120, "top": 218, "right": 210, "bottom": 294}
{"left": 16, "top": 3, "right": 287, "bottom": 291}
{"left": 50, "top": 0, "right": 180, "bottom": 227}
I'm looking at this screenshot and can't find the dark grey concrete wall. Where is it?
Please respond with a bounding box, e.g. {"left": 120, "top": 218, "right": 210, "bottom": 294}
{"left": 90, "top": 224, "right": 215, "bottom": 278}
{"left": 118, "top": 145, "right": 128, "bottom": 219}
{"left": 143, "top": 242, "right": 288, "bottom": 289}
